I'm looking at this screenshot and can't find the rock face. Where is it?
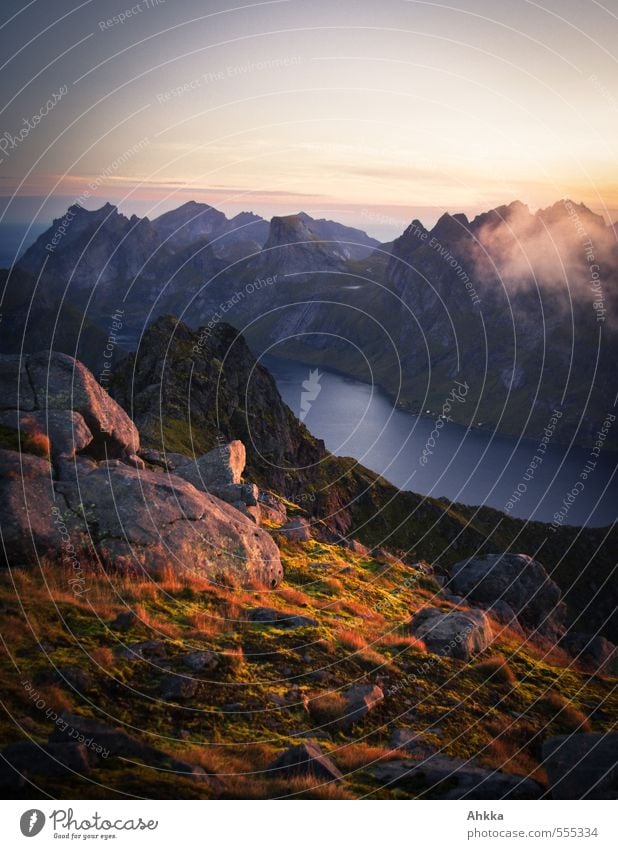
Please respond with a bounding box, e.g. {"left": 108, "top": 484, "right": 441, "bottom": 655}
{"left": 542, "top": 733, "right": 618, "bottom": 799}
{"left": 173, "top": 441, "right": 261, "bottom": 522}
{"left": 278, "top": 517, "right": 312, "bottom": 542}
{"left": 268, "top": 742, "right": 343, "bottom": 781}
{"left": 559, "top": 631, "right": 618, "bottom": 674}
{"left": 340, "top": 684, "right": 384, "bottom": 730}
{"left": 448, "top": 553, "right": 565, "bottom": 635}
{"left": 371, "top": 754, "right": 541, "bottom": 799}
{"left": 0, "top": 351, "right": 282, "bottom": 587}
{"left": 409, "top": 607, "right": 493, "bottom": 660}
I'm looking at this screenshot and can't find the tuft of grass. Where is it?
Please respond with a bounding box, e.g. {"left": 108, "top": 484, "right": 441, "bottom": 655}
{"left": 472, "top": 654, "right": 517, "bottom": 687}
{"left": 333, "top": 742, "right": 405, "bottom": 771}
{"left": 306, "top": 690, "right": 349, "bottom": 727}
{"left": 223, "top": 646, "right": 245, "bottom": 672}
{"left": 536, "top": 691, "right": 592, "bottom": 733}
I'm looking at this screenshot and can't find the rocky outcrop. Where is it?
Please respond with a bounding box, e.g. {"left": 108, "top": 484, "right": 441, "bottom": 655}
{"left": 0, "top": 351, "right": 282, "bottom": 587}
{"left": 371, "top": 754, "right": 542, "bottom": 799}
{"left": 409, "top": 607, "right": 493, "bottom": 660}
{"left": 278, "top": 517, "right": 312, "bottom": 542}
{"left": 559, "top": 631, "right": 617, "bottom": 674}
{"left": 0, "top": 351, "right": 139, "bottom": 461}
{"left": 542, "top": 733, "right": 618, "bottom": 799}
{"left": 172, "top": 440, "right": 261, "bottom": 522}
{"left": 447, "top": 553, "right": 565, "bottom": 636}
{"left": 339, "top": 683, "right": 384, "bottom": 730}
{"left": 268, "top": 742, "right": 343, "bottom": 782}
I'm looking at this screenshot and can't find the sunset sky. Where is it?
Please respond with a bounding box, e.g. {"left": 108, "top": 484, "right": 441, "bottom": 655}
{"left": 1, "top": 0, "right": 617, "bottom": 239}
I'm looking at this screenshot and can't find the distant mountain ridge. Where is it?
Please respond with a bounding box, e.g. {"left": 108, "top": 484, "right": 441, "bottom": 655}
{"left": 5, "top": 196, "right": 618, "bottom": 451}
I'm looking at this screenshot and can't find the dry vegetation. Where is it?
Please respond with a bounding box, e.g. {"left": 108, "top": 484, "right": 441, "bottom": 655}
{"left": 0, "top": 531, "right": 614, "bottom": 799}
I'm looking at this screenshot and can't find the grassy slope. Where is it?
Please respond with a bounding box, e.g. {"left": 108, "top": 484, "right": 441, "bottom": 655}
{"left": 1, "top": 524, "right": 614, "bottom": 799}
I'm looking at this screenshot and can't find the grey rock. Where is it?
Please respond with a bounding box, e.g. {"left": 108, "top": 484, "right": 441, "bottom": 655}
{"left": 0, "top": 409, "right": 93, "bottom": 460}
{"left": 0, "top": 741, "right": 93, "bottom": 781}
{"left": 409, "top": 607, "right": 493, "bottom": 660}
{"left": 542, "top": 733, "right": 618, "bottom": 799}
{"left": 248, "top": 607, "right": 317, "bottom": 629}
{"left": 174, "top": 440, "right": 246, "bottom": 488}
{"left": 182, "top": 650, "right": 219, "bottom": 672}
{"left": 115, "top": 640, "right": 168, "bottom": 661}
{"left": 268, "top": 742, "right": 343, "bottom": 781}
{"left": 370, "top": 754, "right": 541, "bottom": 798}
{"left": 279, "top": 517, "right": 312, "bottom": 542}
{"left": 448, "top": 553, "right": 565, "bottom": 634}
{"left": 0, "top": 354, "right": 36, "bottom": 411}
{"left": 33, "top": 665, "right": 93, "bottom": 694}
{"left": 27, "top": 350, "right": 139, "bottom": 459}
{"left": 111, "top": 611, "right": 138, "bottom": 632}
{"left": 159, "top": 673, "right": 199, "bottom": 700}
{"left": 389, "top": 727, "right": 438, "bottom": 758}
{"left": 560, "top": 632, "right": 618, "bottom": 673}
{"left": 339, "top": 683, "right": 384, "bottom": 730}
{"left": 49, "top": 713, "right": 209, "bottom": 782}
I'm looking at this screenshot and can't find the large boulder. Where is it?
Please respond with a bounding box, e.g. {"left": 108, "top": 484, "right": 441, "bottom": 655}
{"left": 0, "top": 352, "right": 283, "bottom": 588}
{"left": 371, "top": 754, "right": 541, "bottom": 799}
{"left": 559, "top": 631, "right": 618, "bottom": 674}
{"left": 278, "top": 517, "right": 312, "bottom": 542}
{"left": 53, "top": 461, "right": 282, "bottom": 586}
{"left": 0, "top": 409, "right": 92, "bottom": 460}
{"left": 174, "top": 440, "right": 246, "bottom": 488}
{"left": 542, "top": 733, "right": 618, "bottom": 799}
{"left": 174, "top": 441, "right": 262, "bottom": 523}
{"left": 448, "top": 553, "right": 565, "bottom": 634}
{"left": 0, "top": 351, "right": 139, "bottom": 460}
{"left": 268, "top": 742, "right": 343, "bottom": 781}
{"left": 339, "top": 683, "right": 384, "bottom": 730}
{"left": 409, "top": 607, "right": 493, "bottom": 660}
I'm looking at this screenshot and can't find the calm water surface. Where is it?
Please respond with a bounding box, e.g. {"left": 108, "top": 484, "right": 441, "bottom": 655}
{"left": 265, "top": 357, "right": 618, "bottom": 527}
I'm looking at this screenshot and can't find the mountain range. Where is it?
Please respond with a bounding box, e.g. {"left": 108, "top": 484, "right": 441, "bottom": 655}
{"left": 3, "top": 197, "right": 617, "bottom": 451}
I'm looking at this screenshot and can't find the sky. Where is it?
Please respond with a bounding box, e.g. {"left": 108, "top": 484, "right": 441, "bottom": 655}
{"left": 0, "top": 0, "right": 617, "bottom": 241}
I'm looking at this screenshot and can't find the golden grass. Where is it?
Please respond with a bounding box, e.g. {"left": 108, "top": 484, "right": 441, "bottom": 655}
{"left": 132, "top": 603, "right": 182, "bottom": 638}
{"left": 223, "top": 646, "right": 245, "bottom": 671}
{"left": 537, "top": 691, "right": 592, "bottom": 733}
{"left": 89, "top": 646, "right": 114, "bottom": 667}
{"left": 277, "top": 586, "right": 311, "bottom": 608}
{"left": 472, "top": 654, "right": 517, "bottom": 687}
{"left": 332, "top": 742, "right": 405, "bottom": 771}
{"left": 306, "top": 690, "right": 349, "bottom": 726}
{"left": 336, "top": 628, "right": 368, "bottom": 651}
{"left": 376, "top": 633, "right": 426, "bottom": 652}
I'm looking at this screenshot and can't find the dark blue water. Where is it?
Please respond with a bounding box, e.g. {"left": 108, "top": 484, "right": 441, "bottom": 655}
{"left": 265, "top": 357, "right": 618, "bottom": 528}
